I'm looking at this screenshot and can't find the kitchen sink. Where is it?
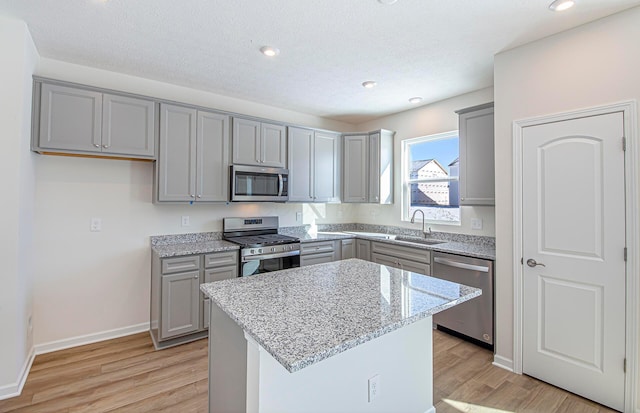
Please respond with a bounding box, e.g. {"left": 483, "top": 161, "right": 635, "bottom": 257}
{"left": 343, "top": 231, "right": 396, "bottom": 240}
{"left": 394, "top": 236, "right": 446, "bottom": 246}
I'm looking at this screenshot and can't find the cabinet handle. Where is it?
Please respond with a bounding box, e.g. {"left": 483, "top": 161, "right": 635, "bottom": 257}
{"left": 190, "top": 194, "right": 195, "bottom": 198}
{"left": 197, "top": 195, "right": 202, "bottom": 198}
{"left": 93, "top": 144, "right": 100, "bottom": 148}
{"left": 194, "top": 275, "right": 199, "bottom": 279}
{"left": 102, "top": 145, "right": 110, "bottom": 149}
{"left": 461, "top": 197, "right": 465, "bottom": 201}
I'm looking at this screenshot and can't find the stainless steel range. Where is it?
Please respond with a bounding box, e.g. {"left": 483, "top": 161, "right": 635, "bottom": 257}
{"left": 223, "top": 216, "right": 300, "bottom": 277}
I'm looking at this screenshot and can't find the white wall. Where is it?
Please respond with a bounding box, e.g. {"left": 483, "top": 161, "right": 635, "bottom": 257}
{"left": 29, "top": 59, "right": 359, "bottom": 347}
{"left": 355, "top": 88, "right": 496, "bottom": 236}
{"left": 0, "top": 16, "right": 38, "bottom": 395}
{"left": 493, "top": 6, "right": 640, "bottom": 409}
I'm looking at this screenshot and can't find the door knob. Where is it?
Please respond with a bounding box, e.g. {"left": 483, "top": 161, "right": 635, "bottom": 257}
{"left": 526, "top": 259, "right": 546, "bottom": 268}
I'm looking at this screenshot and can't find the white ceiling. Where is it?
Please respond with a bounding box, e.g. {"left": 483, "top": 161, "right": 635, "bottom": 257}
{"left": 1, "top": 0, "right": 639, "bottom": 124}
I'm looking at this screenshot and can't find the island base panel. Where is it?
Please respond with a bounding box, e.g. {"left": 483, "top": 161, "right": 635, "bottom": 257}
{"left": 209, "top": 303, "right": 434, "bottom": 413}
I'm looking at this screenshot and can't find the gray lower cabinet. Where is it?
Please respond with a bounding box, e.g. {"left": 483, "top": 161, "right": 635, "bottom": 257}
{"left": 232, "top": 117, "right": 286, "bottom": 168}
{"left": 288, "top": 126, "right": 341, "bottom": 202}
{"left": 151, "top": 250, "right": 238, "bottom": 349}
{"left": 341, "top": 238, "right": 355, "bottom": 259}
{"left": 300, "top": 240, "right": 339, "bottom": 266}
{"left": 457, "top": 102, "right": 495, "bottom": 206}
{"left": 370, "top": 241, "right": 431, "bottom": 275}
{"left": 161, "top": 270, "right": 201, "bottom": 339}
{"left": 155, "top": 104, "right": 230, "bottom": 202}
{"left": 34, "top": 80, "right": 155, "bottom": 159}
{"left": 356, "top": 239, "right": 371, "bottom": 261}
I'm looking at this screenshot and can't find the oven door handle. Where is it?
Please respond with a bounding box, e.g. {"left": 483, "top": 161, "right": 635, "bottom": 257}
{"left": 278, "top": 174, "right": 284, "bottom": 197}
{"left": 242, "top": 250, "right": 300, "bottom": 262}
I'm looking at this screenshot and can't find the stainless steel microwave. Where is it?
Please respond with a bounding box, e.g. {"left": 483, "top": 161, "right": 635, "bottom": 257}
{"left": 230, "top": 165, "right": 289, "bottom": 202}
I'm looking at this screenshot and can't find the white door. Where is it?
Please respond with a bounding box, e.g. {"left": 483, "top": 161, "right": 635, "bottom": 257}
{"left": 522, "top": 112, "right": 626, "bottom": 411}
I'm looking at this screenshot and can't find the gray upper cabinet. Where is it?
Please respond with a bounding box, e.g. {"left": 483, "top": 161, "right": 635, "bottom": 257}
{"left": 156, "top": 103, "right": 230, "bottom": 202}
{"left": 36, "top": 81, "right": 155, "bottom": 159}
{"left": 232, "top": 117, "right": 286, "bottom": 168}
{"left": 102, "top": 93, "right": 155, "bottom": 157}
{"left": 288, "top": 126, "right": 340, "bottom": 202}
{"left": 343, "top": 130, "right": 394, "bottom": 204}
{"left": 457, "top": 103, "right": 495, "bottom": 206}
{"left": 342, "top": 134, "right": 368, "bottom": 202}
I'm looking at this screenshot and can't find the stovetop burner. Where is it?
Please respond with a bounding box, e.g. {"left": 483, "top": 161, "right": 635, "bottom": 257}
{"left": 225, "top": 233, "right": 299, "bottom": 248}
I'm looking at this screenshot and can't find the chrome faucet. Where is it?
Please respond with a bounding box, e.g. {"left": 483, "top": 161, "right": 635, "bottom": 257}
{"left": 410, "top": 209, "right": 431, "bottom": 238}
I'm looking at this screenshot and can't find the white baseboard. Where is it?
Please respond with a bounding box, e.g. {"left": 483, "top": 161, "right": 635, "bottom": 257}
{"left": 0, "top": 322, "right": 149, "bottom": 401}
{"left": 492, "top": 355, "right": 514, "bottom": 372}
{"left": 34, "top": 322, "right": 149, "bottom": 355}
{"left": 0, "top": 346, "right": 35, "bottom": 401}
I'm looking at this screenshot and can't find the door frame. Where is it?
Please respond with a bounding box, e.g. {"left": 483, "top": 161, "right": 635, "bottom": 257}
{"left": 512, "top": 100, "right": 638, "bottom": 412}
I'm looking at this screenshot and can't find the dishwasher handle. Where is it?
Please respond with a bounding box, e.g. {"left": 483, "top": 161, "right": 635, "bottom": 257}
{"left": 433, "top": 256, "right": 490, "bottom": 273}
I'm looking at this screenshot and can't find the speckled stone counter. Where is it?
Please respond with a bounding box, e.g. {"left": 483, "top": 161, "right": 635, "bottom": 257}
{"left": 201, "top": 258, "right": 480, "bottom": 373}
{"left": 150, "top": 231, "right": 238, "bottom": 258}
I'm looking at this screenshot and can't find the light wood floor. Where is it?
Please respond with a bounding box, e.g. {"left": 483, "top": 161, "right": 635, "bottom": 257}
{"left": 0, "top": 330, "right": 617, "bottom": 412}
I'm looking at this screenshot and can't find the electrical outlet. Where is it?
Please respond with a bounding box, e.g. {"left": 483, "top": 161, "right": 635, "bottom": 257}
{"left": 471, "top": 218, "right": 483, "bottom": 230}
{"left": 368, "top": 374, "right": 380, "bottom": 402}
{"left": 296, "top": 212, "right": 302, "bottom": 222}
{"left": 181, "top": 216, "right": 190, "bottom": 227}
{"left": 90, "top": 218, "right": 102, "bottom": 232}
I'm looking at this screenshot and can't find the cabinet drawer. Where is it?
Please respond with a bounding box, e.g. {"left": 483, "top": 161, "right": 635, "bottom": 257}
{"left": 205, "top": 251, "right": 238, "bottom": 268}
{"left": 300, "top": 241, "right": 335, "bottom": 255}
{"left": 371, "top": 241, "right": 430, "bottom": 264}
{"left": 161, "top": 255, "right": 201, "bottom": 274}
{"left": 300, "top": 252, "right": 335, "bottom": 267}
{"left": 371, "top": 253, "right": 431, "bottom": 275}
{"left": 204, "top": 265, "right": 238, "bottom": 283}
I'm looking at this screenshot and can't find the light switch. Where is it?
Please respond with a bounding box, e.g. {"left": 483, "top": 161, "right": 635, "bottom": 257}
{"left": 90, "top": 218, "right": 102, "bottom": 232}
{"left": 181, "top": 216, "right": 190, "bottom": 227}
{"left": 296, "top": 212, "right": 302, "bottom": 222}
{"left": 471, "top": 218, "right": 483, "bottom": 230}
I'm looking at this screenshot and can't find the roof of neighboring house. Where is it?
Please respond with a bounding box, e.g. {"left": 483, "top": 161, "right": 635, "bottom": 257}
{"left": 411, "top": 159, "right": 448, "bottom": 175}
{"left": 448, "top": 157, "right": 459, "bottom": 167}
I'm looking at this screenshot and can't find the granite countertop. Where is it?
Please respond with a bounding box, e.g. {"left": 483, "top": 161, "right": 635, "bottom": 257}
{"left": 201, "top": 258, "right": 481, "bottom": 373}
{"left": 301, "top": 231, "right": 495, "bottom": 260}
{"left": 152, "top": 240, "right": 239, "bottom": 258}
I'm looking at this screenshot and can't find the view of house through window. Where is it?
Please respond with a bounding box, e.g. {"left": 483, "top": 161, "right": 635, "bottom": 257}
{"left": 402, "top": 131, "right": 460, "bottom": 223}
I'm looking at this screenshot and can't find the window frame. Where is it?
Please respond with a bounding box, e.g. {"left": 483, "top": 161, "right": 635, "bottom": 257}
{"left": 401, "top": 130, "right": 461, "bottom": 225}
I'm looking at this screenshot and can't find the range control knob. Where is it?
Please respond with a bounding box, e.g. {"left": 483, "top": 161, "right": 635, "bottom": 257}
{"left": 250, "top": 249, "right": 255, "bottom": 254}
{"left": 271, "top": 247, "right": 276, "bottom": 252}
{"left": 258, "top": 249, "right": 263, "bottom": 254}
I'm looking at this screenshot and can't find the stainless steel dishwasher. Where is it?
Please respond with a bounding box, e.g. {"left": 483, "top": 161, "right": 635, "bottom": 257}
{"left": 432, "top": 251, "right": 494, "bottom": 348}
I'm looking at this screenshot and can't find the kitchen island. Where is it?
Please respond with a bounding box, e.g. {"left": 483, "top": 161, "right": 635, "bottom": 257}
{"left": 200, "top": 258, "right": 480, "bottom": 413}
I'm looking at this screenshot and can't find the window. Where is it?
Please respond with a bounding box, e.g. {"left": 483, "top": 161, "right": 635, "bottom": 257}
{"left": 402, "top": 131, "right": 460, "bottom": 224}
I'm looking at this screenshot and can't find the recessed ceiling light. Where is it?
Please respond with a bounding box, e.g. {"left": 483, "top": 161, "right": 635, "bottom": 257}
{"left": 378, "top": 0, "right": 398, "bottom": 4}
{"left": 409, "top": 97, "right": 423, "bottom": 104}
{"left": 260, "top": 46, "right": 280, "bottom": 57}
{"left": 548, "top": 0, "right": 576, "bottom": 11}
{"left": 362, "top": 81, "right": 377, "bottom": 89}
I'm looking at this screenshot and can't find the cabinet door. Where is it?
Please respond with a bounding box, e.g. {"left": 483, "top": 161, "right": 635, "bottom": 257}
{"left": 368, "top": 132, "right": 380, "bottom": 203}
{"left": 356, "top": 239, "right": 371, "bottom": 261}
{"left": 232, "top": 118, "right": 261, "bottom": 166}
{"left": 314, "top": 131, "right": 340, "bottom": 202}
{"left": 157, "top": 104, "right": 197, "bottom": 201}
{"left": 39, "top": 83, "right": 102, "bottom": 152}
{"left": 288, "top": 127, "right": 314, "bottom": 202}
{"left": 343, "top": 135, "right": 368, "bottom": 202}
{"left": 161, "top": 270, "right": 200, "bottom": 339}
{"left": 459, "top": 105, "right": 495, "bottom": 205}
{"left": 261, "top": 123, "right": 287, "bottom": 167}
{"left": 341, "top": 239, "right": 355, "bottom": 260}
{"left": 102, "top": 94, "right": 155, "bottom": 157}
{"left": 197, "top": 111, "right": 230, "bottom": 201}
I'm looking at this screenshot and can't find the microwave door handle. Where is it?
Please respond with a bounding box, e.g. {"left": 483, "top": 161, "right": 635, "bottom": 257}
{"left": 278, "top": 174, "right": 283, "bottom": 196}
